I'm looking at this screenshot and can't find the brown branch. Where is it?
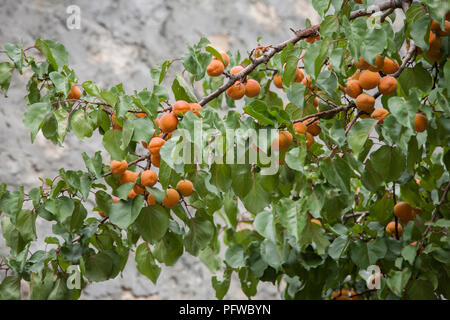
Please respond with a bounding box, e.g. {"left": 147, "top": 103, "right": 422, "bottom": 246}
{"left": 392, "top": 41, "right": 416, "bottom": 78}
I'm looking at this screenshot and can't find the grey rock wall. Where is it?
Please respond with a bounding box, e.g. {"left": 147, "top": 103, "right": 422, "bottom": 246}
{"left": 0, "top": 0, "right": 318, "bottom": 299}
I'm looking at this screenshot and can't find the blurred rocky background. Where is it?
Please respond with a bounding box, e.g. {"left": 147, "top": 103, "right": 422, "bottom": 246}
{"left": 0, "top": 0, "right": 319, "bottom": 299}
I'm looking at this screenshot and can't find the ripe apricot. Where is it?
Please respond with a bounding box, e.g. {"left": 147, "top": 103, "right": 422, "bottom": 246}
{"left": 273, "top": 75, "right": 283, "bottom": 88}
{"left": 305, "top": 119, "right": 321, "bottom": 136}
{"left": 386, "top": 221, "right": 403, "bottom": 237}
{"left": 367, "top": 55, "right": 384, "bottom": 72}
{"left": 302, "top": 75, "right": 312, "bottom": 88}
{"left": 425, "top": 48, "right": 443, "bottom": 62}
{"left": 371, "top": 108, "right": 389, "bottom": 123}
{"left": 110, "top": 160, "right": 127, "bottom": 176}
{"left": 410, "top": 241, "right": 417, "bottom": 246}
{"left": 381, "top": 58, "right": 399, "bottom": 74}
{"left": 312, "top": 97, "right": 319, "bottom": 108}
{"left": 128, "top": 189, "right": 137, "bottom": 199}
{"left": 68, "top": 85, "right": 82, "bottom": 100}
{"left": 133, "top": 184, "right": 145, "bottom": 195}
{"left": 429, "top": 31, "right": 442, "bottom": 50}
{"left": 355, "top": 57, "right": 370, "bottom": 70}
{"left": 226, "top": 81, "right": 245, "bottom": 100}
{"left": 176, "top": 179, "right": 194, "bottom": 196}
{"left": 394, "top": 201, "right": 415, "bottom": 224}
{"left": 245, "top": 79, "right": 261, "bottom": 98}
{"left": 355, "top": 93, "right": 375, "bottom": 113}
{"left": 147, "top": 194, "right": 156, "bottom": 206}
{"left": 305, "top": 132, "right": 314, "bottom": 149}
{"left": 189, "top": 103, "right": 202, "bottom": 117}
{"left": 162, "top": 188, "right": 180, "bottom": 208}
{"left": 112, "top": 196, "right": 119, "bottom": 203}
{"left": 414, "top": 113, "right": 427, "bottom": 132}
{"left": 98, "top": 210, "right": 105, "bottom": 217}
{"left": 294, "top": 68, "right": 304, "bottom": 83}
{"left": 151, "top": 153, "right": 161, "bottom": 168}
{"left": 345, "top": 80, "right": 362, "bottom": 98}
{"left": 141, "top": 170, "right": 158, "bottom": 187}
{"left": 206, "top": 59, "right": 225, "bottom": 77}
{"left": 293, "top": 121, "right": 307, "bottom": 134}
{"left": 311, "top": 219, "right": 322, "bottom": 227}
{"left": 120, "top": 170, "right": 139, "bottom": 184}
{"left": 213, "top": 51, "right": 230, "bottom": 67}
{"left": 172, "top": 100, "right": 191, "bottom": 116}
{"left": 159, "top": 112, "right": 178, "bottom": 133}
{"left": 378, "top": 76, "right": 397, "bottom": 95}
{"left": 359, "top": 70, "right": 380, "bottom": 90}
{"left": 272, "top": 131, "right": 293, "bottom": 151}
{"left": 351, "top": 70, "right": 361, "bottom": 80}
{"left": 230, "top": 65, "right": 244, "bottom": 75}
{"left": 137, "top": 112, "right": 146, "bottom": 118}
{"left": 148, "top": 137, "right": 165, "bottom": 155}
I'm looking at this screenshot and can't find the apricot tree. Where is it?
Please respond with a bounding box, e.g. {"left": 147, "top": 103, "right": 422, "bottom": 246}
{"left": 0, "top": 0, "right": 449, "bottom": 300}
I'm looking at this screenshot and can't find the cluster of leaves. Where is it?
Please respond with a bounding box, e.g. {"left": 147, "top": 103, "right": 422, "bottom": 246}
{"left": 0, "top": 0, "right": 449, "bottom": 300}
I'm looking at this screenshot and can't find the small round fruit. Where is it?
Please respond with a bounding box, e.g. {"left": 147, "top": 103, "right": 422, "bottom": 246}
{"left": 176, "top": 179, "right": 194, "bottom": 197}
{"left": 355, "top": 57, "right": 370, "bottom": 69}
{"left": 189, "top": 103, "right": 202, "bottom": 117}
{"left": 159, "top": 113, "right": 178, "bottom": 133}
{"left": 172, "top": 100, "right": 191, "bottom": 116}
{"left": 414, "top": 113, "right": 427, "bottom": 132}
{"left": 359, "top": 70, "right": 381, "bottom": 90}
{"left": 141, "top": 170, "right": 158, "bottom": 187}
{"left": 137, "top": 112, "right": 146, "bottom": 118}
{"left": 381, "top": 58, "right": 399, "bottom": 74}
{"left": 112, "top": 197, "right": 119, "bottom": 203}
{"left": 110, "top": 160, "right": 127, "bottom": 176}
{"left": 226, "top": 81, "right": 245, "bottom": 100}
{"left": 294, "top": 68, "right": 304, "bottom": 82}
{"left": 128, "top": 189, "right": 137, "bottom": 199}
{"left": 345, "top": 80, "right": 362, "bottom": 98}
{"left": 429, "top": 31, "right": 442, "bottom": 50}
{"left": 120, "top": 170, "right": 139, "bottom": 184}
{"left": 206, "top": 59, "right": 225, "bottom": 77}
{"left": 386, "top": 221, "right": 403, "bottom": 237}
{"left": 68, "top": 85, "right": 82, "bottom": 100}
{"left": 162, "top": 188, "right": 180, "bottom": 208}
{"left": 355, "top": 93, "right": 375, "bottom": 113}
{"left": 147, "top": 194, "right": 156, "bottom": 206}
{"left": 213, "top": 51, "right": 230, "bottom": 67}
{"left": 230, "top": 65, "right": 244, "bottom": 75}
{"left": 151, "top": 153, "right": 161, "bottom": 168}
{"left": 133, "top": 184, "right": 145, "bottom": 195}
{"left": 394, "top": 201, "right": 415, "bottom": 224}
{"left": 305, "top": 132, "right": 314, "bottom": 149}
{"left": 378, "top": 76, "right": 397, "bottom": 95}
{"left": 148, "top": 137, "right": 165, "bottom": 155}
{"left": 273, "top": 74, "right": 283, "bottom": 88}
{"left": 293, "top": 121, "right": 307, "bottom": 134}
{"left": 305, "top": 119, "right": 321, "bottom": 136}
{"left": 367, "top": 55, "right": 384, "bottom": 72}
{"left": 245, "top": 79, "right": 261, "bottom": 98}
{"left": 371, "top": 108, "right": 389, "bottom": 123}
{"left": 312, "top": 97, "right": 319, "bottom": 107}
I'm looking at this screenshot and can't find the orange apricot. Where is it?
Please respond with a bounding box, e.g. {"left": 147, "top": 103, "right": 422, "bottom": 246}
{"left": 381, "top": 57, "right": 399, "bottom": 74}
{"left": 305, "top": 119, "right": 321, "bottom": 136}
{"left": 305, "top": 132, "right": 314, "bottom": 149}
{"left": 162, "top": 188, "right": 180, "bottom": 208}
{"left": 226, "top": 81, "right": 245, "bottom": 100}
{"left": 230, "top": 65, "right": 244, "bottom": 75}
{"left": 378, "top": 76, "right": 397, "bottom": 95}
{"left": 112, "top": 196, "right": 119, "bottom": 203}
{"left": 245, "top": 79, "right": 261, "bottom": 98}
{"left": 414, "top": 113, "right": 427, "bottom": 132}
{"left": 112, "top": 112, "right": 123, "bottom": 131}
{"left": 345, "top": 80, "right": 362, "bottom": 98}
{"left": 141, "top": 170, "right": 158, "bottom": 187}
{"left": 367, "top": 55, "right": 385, "bottom": 72}
{"left": 355, "top": 57, "right": 370, "bottom": 69}
{"left": 110, "top": 160, "right": 127, "bottom": 176}
{"left": 159, "top": 112, "right": 178, "bottom": 133}
{"left": 425, "top": 48, "right": 443, "bottom": 62}
{"left": 213, "top": 51, "right": 230, "bottom": 67}
{"left": 176, "top": 179, "right": 194, "bottom": 197}
{"left": 206, "top": 59, "right": 225, "bottom": 77}
{"left": 133, "top": 184, "right": 145, "bottom": 195}
{"left": 120, "top": 170, "right": 139, "bottom": 185}
{"left": 294, "top": 68, "right": 304, "bottom": 82}
{"left": 148, "top": 137, "right": 165, "bottom": 155}
{"left": 68, "top": 85, "right": 82, "bottom": 100}
{"left": 386, "top": 221, "right": 403, "bottom": 237}
{"left": 189, "top": 103, "right": 202, "bottom": 117}
{"left": 151, "top": 153, "right": 161, "bottom": 168}
{"left": 355, "top": 93, "right": 375, "bottom": 113}
{"left": 429, "top": 31, "right": 442, "bottom": 50}
{"left": 172, "top": 100, "right": 191, "bottom": 116}
{"left": 311, "top": 219, "right": 322, "bottom": 227}
{"left": 272, "top": 131, "right": 293, "bottom": 151}
{"left": 147, "top": 194, "right": 156, "bottom": 206}
{"left": 371, "top": 108, "right": 389, "bottom": 123}
{"left": 293, "top": 121, "right": 307, "bottom": 134}
{"left": 128, "top": 189, "right": 137, "bottom": 199}
{"left": 394, "top": 201, "right": 415, "bottom": 224}
{"left": 273, "top": 74, "right": 283, "bottom": 88}
{"left": 359, "top": 70, "right": 380, "bottom": 90}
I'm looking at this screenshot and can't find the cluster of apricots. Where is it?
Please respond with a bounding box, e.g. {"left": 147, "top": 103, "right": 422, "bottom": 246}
{"left": 385, "top": 201, "right": 423, "bottom": 238}
{"left": 331, "top": 288, "right": 360, "bottom": 300}
{"left": 425, "top": 17, "right": 449, "bottom": 62}
{"left": 108, "top": 159, "right": 194, "bottom": 210}
{"left": 206, "top": 51, "right": 261, "bottom": 100}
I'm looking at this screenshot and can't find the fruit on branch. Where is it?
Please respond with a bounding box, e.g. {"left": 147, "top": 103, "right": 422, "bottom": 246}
{"left": 424, "top": 49, "right": 443, "bottom": 62}
{"left": 305, "top": 35, "right": 320, "bottom": 43}
{"left": 386, "top": 221, "right": 403, "bottom": 237}
{"left": 273, "top": 75, "right": 283, "bottom": 88}
{"left": 226, "top": 81, "right": 245, "bottom": 100}
{"left": 137, "top": 112, "right": 146, "bottom": 118}
{"left": 112, "top": 112, "right": 123, "bottom": 131}
{"left": 147, "top": 194, "right": 156, "bottom": 206}
{"left": 206, "top": 59, "right": 225, "bottom": 77}
{"left": 151, "top": 153, "right": 161, "bottom": 168}
{"left": 120, "top": 170, "right": 139, "bottom": 184}
{"left": 141, "top": 170, "right": 158, "bottom": 187}
{"left": 428, "top": 31, "right": 442, "bottom": 50}
{"left": 311, "top": 219, "right": 322, "bottom": 226}
{"left": 172, "top": 100, "right": 191, "bottom": 116}
{"left": 350, "top": 70, "right": 361, "bottom": 80}
{"left": 162, "top": 188, "right": 180, "bottom": 208}
{"left": 133, "top": 184, "right": 145, "bottom": 195}
{"left": 148, "top": 137, "right": 165, "bottom": 155}
{"left": 302, "top": 75, "right": 312, "bottom": 88}
{"left": 245, "top": 79, "right": 261, "bottom": 98}
{"left": 313, "top": 97, "right": 319, "bottom": 107}
{"left": 305, "top": 119, "right": 321, "bottom": 136}
{"left": 414, "top": 112, "right": 428, "bottom": 132}
{"left": 213, "top": 51, "right": 230, "bottom": 67}
{"left": 294, "top": 121, "right": 307, "bottom": 134}
{"left": 359, "top": 70, "right": 380, "bottom": 90}
{"left": 176, "top": 179, "right": 194, "bottom": 196}
{"left": 345, "top": 79, "right": 362, "bottom": 98}
{"left": 378, "top": 76, "right": 397, "bottom": 95}
{"left": 189, "top": 103, "right": 202, "bottom": 117}
{"left": 354, "top": 57, "right": 370, "bottom": 70}
{"left": 355, "top": 93, "right": 375, "bottom": 113}
{"left": 367, "top": 55, "right": 385, "bottom": 72}
{"left": 272, "top": 130, "right": 293, "bottom": 151}
{"left": 110, "top": 160, "right": 127, "bottom": 176}
{"left": 381, "top": 58, "right": 399, "bottom": 74}
{"left": 159, "top": 112, "right": 178, "bottom": 133}
{"left": 112, "top": 196, "right": 120, "bottom": 203}
{"left": 371, "top": 108, "right": 389, "bottom": 124}
{"left": 230, "top": 65, "right": 245, "bottom": 75}
{"left": 294, "top": 68, "right": 305, "bottom": 82}
{"left": 394, "top": 201, "right": 415, "bottom": 224}
{"left": 128, "top": 189, "right": 137, "bottom": 199}
{"left": 304, "top": 132, "right": 314, "bottom": 149}
{"left": 68, "top": 85, "right": 82, "bottom": 100}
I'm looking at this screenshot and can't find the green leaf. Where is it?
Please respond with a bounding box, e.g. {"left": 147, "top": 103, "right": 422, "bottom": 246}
{"left": 71, "top": 109, "right": 93, "bottom": 140}
{"left": 328, "top": 235, "right": 348, "bottom": 260}
{"left": 135, "top": 206, "right": 170, "bottom": 243}
{"left": 85, "top": 250, "right": 121, "bottom": 282}
{"left": 286, "top": 82, "right": 305, "bottom": 109}
{"left": 212, "top": 268, "right": 232, "bottom": 300}
{"left": 23, "top": 102, "right": 51, "bottom": 142}
{"left": 100, "top": 91, "right": 118, "bottom": 107}
{"left": 260, "top": 239, "right": 281, "bottom": 269}
{"left": 135, "top": 243, "right": 161, "bottom": 284}
{"left": 242, "top": 176, "right": 270, "bottom": 214}
{"left": 102, "top": 129, "right": 126, "bottom": 160}
{"left": 82, "top": 81, "right": 100, "bottom": 97}
{"left": 254, "top": 211, "right": 276, "bottom": 242}
{"left": 410, "top": 15, "right": 431, "bottom": 50}
{"left": 320, "top": 157, "right": 352, "bottom": 194}
{"left": 4, "top": 43, "right": 23, "bottom": 73}
{"left": 184, "top": 214, "right": 215, "bottom": 256}
{"left": 401, "top": 244, "right": 417, "bottom": 265}
{"left": 312, "top": 0, "right": 331, "bottom": 18}
{"left": 316, "top": 71, "right": 337, "bottom": 97}
{"left": 361, "top": 28, "right": 387, "bottom": 65}
{"left": 172, "top": 74, "right": 197, "bottom": 102}
{"left": 35, "top": 39, "right": 69, "bottom": 72}
{"left": 49, "top": 71, "right": 70, "bottom": 96}
{"left": 370, "top": 146, "right": 406, "bottom": 182}
{"left": 0, "top": 62, "right": 14, "bottom": 96}
{"left": 225, "top": 244, "right": 246, "bottom": 268}
{"left": 347, "top": 118, "right": 376, "bottom": 156}
{"left": 154, "top": 231, "right": 184, "bottom": 266}
{"left": 386, "top": 268, "right": 412, "bottom": 297}
{"left": 0, "top": 276, "right": 21, "bottom": 300}
{"left": 397, "top": 64, "right": 433, "bottom": 96}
